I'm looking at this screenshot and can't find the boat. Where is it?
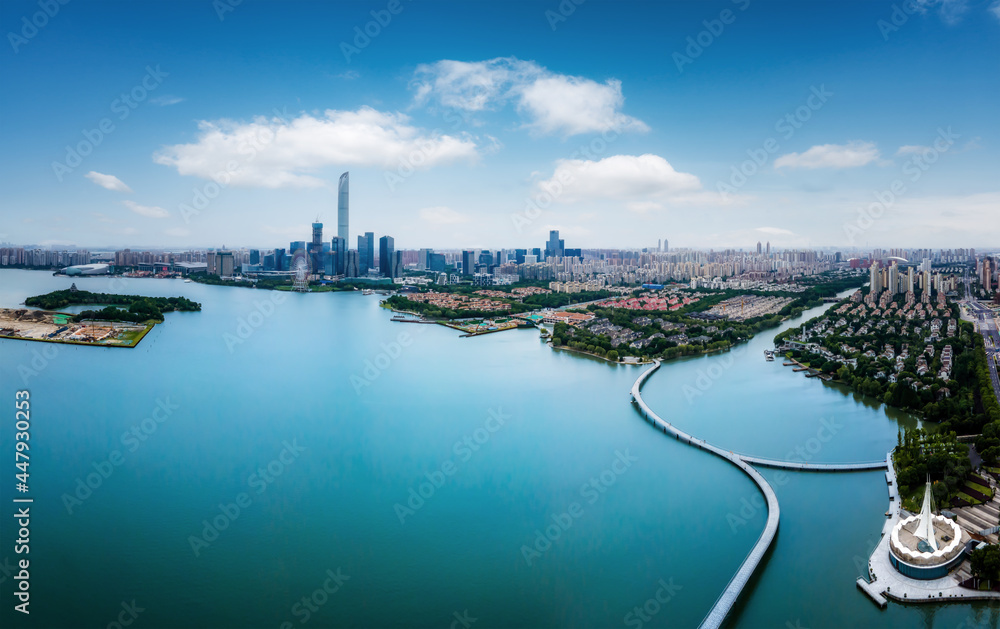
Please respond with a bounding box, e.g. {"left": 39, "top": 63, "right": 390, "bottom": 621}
{"left": 362, "top": 289, "right": 374, "bottom": 295}
{"left": 764, "top": 350, "right": 774, "bottom": 361}
{"left": 183, "top": 279, "right": 193, "bottom": 283}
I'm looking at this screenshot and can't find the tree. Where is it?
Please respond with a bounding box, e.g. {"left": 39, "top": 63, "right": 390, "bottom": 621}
{"left": 607, "top": 350, "right": 619, "bottom": 362}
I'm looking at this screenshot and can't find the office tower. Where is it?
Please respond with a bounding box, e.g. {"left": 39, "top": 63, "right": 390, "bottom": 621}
{"left": 418, "top": 248, "right": 431, "bottom": 270}
{"left": 523, "top": 254, "right": 537, "bottom": 264}
{"left": 515, "top": 249, "right": 527, "bottom": 264}
{"left": 428, "top": 253, "right": 446, "bottom": 272}
{"left": 218, "top": 251, "right": 235, "bottom": 278}
{"left": 545, "top": 230, "right": 564, "bottom": 259}
{"left": 658, "top": 238, "right": 662, "bottom": 252}
{"left": 357, "top": 234, "right": 369, "bottom": 275}
{"left": 392, "top": 251, "right": 403, "bottom": 279}
{"left": 249, "top": 249, "right": 260, "bottom": 265}
{"left": 531, "top": 247, "right": 542, "bottom": 260}
{"left": 756, "top": 241, "right": 762, "bottom": 254}
{"left": 765, "top": 241, "right": 770, "bottom": 255}
{"left": 310, "top": 222, "right": 324, "bottom": 275}
{"left": 564, "top": 248, "right": 582, "bottom": 260}
{"left": 870, "top": 261, "right": 881, "bottom": 292}
{"left": 331, "top": 237, "right": 346, "bottom": 275}
{"left": 273, "top": 248, "right": 286, "bottom": 271}
{"left": 338, "top": 172, "right": 349, "bottom": 242}
{"left": 344, "top": 250, "right": 360, "bottom": 278}
{"left": 462, "top": 250, "right": 475, "bottom": 276}
{"left": 290, "top": 240, "right": 306, "bottom": 255}
{"left": 478, "top": 250, "right": 494, "bottom": 269}
{"left": 362, "top": 231, "right": 375, "bottom": 272}
{"left": 379, "top": 236, "right": 394, "bottom": 277}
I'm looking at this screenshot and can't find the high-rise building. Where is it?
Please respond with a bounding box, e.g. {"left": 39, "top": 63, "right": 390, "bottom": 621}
{"left": 888, "top": 262, "right": 899, "bottom": 293}
{"left": 357, "top": 231, "right": 374, "bottom": 273}
{"left": 310, "top": 222, "right": 323, "bottom": 275}
{"left": 462, "top": 250, "right": 475, "bottom": 276}
{"left": 870, "top": 261, "right": 881, "bottom": 293}
{"left": 428, "top": 252, "right": 446, "bottom": 272}
{"left": 392, "top": 251, "right": 403, "bottom": 279}
{"left": 290, "top": 240, "right": 306, "bottom": 255}
{"left": 217, "top": 250, "right": 235, "bottom": 278}
{"left": 344, "top": 250, "right": 360, "bottom": 278}
{"left": 756, "top": 241, "right": 762, "bottom": 254}
{"left": 249, "top": 249, "right": 260, "bottom": 265}
{"left": 331, "top": 237, "right": 346, "bottom": 276}
{"left": 337, "top": 172, "right": 349, "bottom": 243}
{"left": 379, "top": 236, "right": 394, "bottom": 277}
{"left": 418, "top": 248, "right": 432, "bottom": 270}
{"left": 515, "top": 249, "right": 527, "bottom": 264}
{"left": 545, "top": 230, "right": 564, "bottom": 259}
{"left": 765, "top": 241, "right": 770, "bottom": 255}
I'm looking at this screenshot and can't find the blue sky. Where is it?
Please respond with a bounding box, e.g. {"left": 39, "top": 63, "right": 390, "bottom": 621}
{"left": 1, "top": 0, "right": 998, "bottom": 251}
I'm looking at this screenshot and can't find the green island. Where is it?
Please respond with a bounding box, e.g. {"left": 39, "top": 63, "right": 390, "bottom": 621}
{"left": 25, "top": 289, "right": 201, "bottom": 323}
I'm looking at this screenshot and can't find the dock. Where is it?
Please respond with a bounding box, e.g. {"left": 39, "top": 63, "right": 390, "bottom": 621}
{"left": 856, "top": 578, "right": 887, "bottom": 608}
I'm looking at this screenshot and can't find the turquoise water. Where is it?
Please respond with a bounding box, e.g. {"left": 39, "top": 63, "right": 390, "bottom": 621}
{"left": 0, "top": 269, "right": 996, "bottom": 628}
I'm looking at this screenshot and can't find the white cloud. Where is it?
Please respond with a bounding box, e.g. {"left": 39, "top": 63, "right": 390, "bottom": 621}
{"left": 755, "top": 226, "right": 793, "bottom": 236}
{"left": 896, "top": 145, "right": 933, "bottom": 156}
{"left": 150, "top": 95, "right": 184, "bottom": 106}
{"left": 537, "top": 154, "right": 701, "bottom": 203}
{"left": 990, "top": 0, "right": 1000, "bottom": 20}
{"left": 626, "top": 201, "right": 664, "bottom": 213}
{"left": 774, "top": 141, "right": 880, "bottom": 170}
{"left": 412, "top": 57, "right": 648, "bottom": 137}
{"left": 84, "top": 171, "right": 133, "bottom": 193}
{"left": 123, "top": 200, "right": 169, "bottom": 218}
{"left": 154, "top": 107, "right": 480, "bottom": 188}
{"left": 419, "top": 206, "right": 468, "bottom": 225}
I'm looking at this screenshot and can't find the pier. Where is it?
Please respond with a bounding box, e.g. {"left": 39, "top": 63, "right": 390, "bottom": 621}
{"left": 629, "top": 361, "right": 889, "bottom": 628}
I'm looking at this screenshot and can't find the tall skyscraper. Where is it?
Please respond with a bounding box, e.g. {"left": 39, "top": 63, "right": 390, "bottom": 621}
{"left": 337, "top": 172, "right": 349, "bottom": 243}
{"left": 310, "top": 222, "right": 323, "bottom": 275}
{"left": 331, "top": 237, "right": 346, "bottom": 276}
{"left": 765, "top": 241, "right": 770, "bottom": 255}
{"left": 344, "top": 250, "right": 360, "bottom": 278}
{"left": 870, "top": 261, "right": 881, "bottom": 292}
{"left": 379, "top": 236, "right": 394, "bottom": 278}
{"left": 360, "top": 231, "right": 375, "bottom": 273}
{"left": 545, "top": 230, "right": 564, "bottom": 259}
{"left": 756, "top": 241, "right": 762, "bottom": 254}
{"left": 392, "top": 251, "right": 403, "bottom": 279}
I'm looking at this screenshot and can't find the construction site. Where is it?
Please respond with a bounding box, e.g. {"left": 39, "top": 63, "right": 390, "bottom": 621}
{"left": 0, "top": 308, "right": 152, "bottom": 347}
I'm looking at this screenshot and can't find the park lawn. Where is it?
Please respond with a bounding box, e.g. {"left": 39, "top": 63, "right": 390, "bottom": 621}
{"left": 966, "top": 481, "right": 994, "bottom": 498}
{"left": 957, "top": 491, "right": 986, "bottom": 506}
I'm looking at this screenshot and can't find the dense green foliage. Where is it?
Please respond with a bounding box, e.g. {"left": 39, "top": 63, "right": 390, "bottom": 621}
{"left": 893, "top": 429, "right": 971, "bottom": 505}
{"left": 970, "top": 544, "right": 1000, "bottom": 583}
{"left": 25, "top": 289, "right": 201, "bottom": 324}
{"left": 384, "top": 290, "right": 610, "bottom": 320}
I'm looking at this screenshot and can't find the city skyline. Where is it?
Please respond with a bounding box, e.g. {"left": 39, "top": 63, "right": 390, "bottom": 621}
{"left": 2, "top": 1, "right": 999, "bottom": 250}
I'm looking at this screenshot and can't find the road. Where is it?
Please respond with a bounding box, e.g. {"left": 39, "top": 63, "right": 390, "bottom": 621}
{"left": 963, "top": 268, "right": 1000, "bottom": 409}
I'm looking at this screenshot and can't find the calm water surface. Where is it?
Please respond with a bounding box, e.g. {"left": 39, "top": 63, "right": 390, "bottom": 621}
{"left": 0, "top": 270, "right": 996, "bottom": 628}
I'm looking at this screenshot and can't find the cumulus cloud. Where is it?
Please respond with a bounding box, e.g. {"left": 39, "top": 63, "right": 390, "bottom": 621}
{"left": 85, "top": 171, "right": 133, "bottom": 193}
{"left": 123, "top": 200, "right": 169, "bottom": 218}
{"left": 412, "top": 57, "right": 648, "bottom": 136}
{"left": 755, "top": 226, "right": 793, "bottom": 236}
{"left": 419, "top": 206, "right": 468, "bottom": 225}
{"left": 774, "top": 141, "right": 879, "bottom": 170}
{"left": 537, "top": 154, "right": 701, "bottom": 204}
{"left": 896, "top": 145, "right": 933, "bottom": 156}
{"left": 154, "top": 107, "right": 479, "bottom": 188}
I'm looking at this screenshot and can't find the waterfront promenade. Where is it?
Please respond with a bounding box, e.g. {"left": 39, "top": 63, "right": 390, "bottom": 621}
{"left": 630, "top": 360, "right": 890, "bottom": 629}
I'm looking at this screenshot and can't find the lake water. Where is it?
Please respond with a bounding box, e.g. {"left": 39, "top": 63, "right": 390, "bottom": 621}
{"left": 1, "top": 269, "right": 996, "bottom": 628}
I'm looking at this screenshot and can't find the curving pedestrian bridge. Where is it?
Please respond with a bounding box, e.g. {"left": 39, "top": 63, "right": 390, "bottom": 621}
{"left": 629, "top": 360, "right": 888, "bottom": 629}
